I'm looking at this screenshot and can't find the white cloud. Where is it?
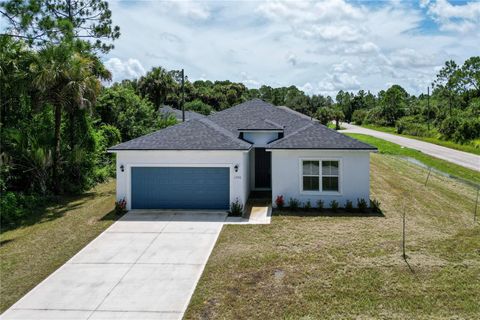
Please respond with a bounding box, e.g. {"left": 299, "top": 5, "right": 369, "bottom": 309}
{"left": 104, "top": 58, "right": 146, "bottom": 83}
{"left": 424, "top": 0, "right": 480, "bottom": 33}
{"left": 102, "top": 0, "right": 478, "bottom": 96}
{"left": 165, "top": 0, "right": 210, "bottom": 20}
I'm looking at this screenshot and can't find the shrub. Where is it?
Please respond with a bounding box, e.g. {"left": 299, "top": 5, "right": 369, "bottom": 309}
{"left": 288, "top": 198, "right": 300, "bottom": 210}
{"left": 303, "top": 200, "right": 312, "bottom": 210}
{"left": 275, "top": 195, "right": 284, "bottom": 209}
{"left": 115, "top": 198, "right": 127, "bottom": 215}
{"left": 364, "top": 107, "right": 389, "bottom": 126}
{"left": 357, "top": 198, "right": 368, "bottom": 213}
{"left": 351, "top": 109, "right": 367, "bottom": 125}
{"left": 370, "top": 199, "right": 381, "bottom": 213}
{"left": 229, "top": 198, "right": 244, "bottom": 216}
{"left": 395, "top": 116, "right": 432, "bottom": 137}
{"left": 329, "top": 200, "right": 339, "bottom": 212}
{"left": 184, "top": 99, "right": 213, "bottom": 115}
{"left": 316, "top": 199, "right": 324, "bottom": 212}
{"left": 345, "top": 200, "right": 353, "bottom": 212}
{"left": 0, "top": 192, "right": 45, "bottom": 229}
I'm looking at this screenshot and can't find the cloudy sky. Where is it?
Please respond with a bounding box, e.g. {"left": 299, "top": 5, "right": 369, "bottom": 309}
{"left": 103, "top": 0, "right": 479, "bottom": 96}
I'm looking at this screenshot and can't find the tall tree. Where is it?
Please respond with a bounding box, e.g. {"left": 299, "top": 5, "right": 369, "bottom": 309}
{"left": 137, "top": 67, "right": 178, "bottom": 108}
{"left": 0, "top": 0, "right": 120, "bottom": 53}
{"left": 31, "top": 44, "right": 107, "bottom": 193}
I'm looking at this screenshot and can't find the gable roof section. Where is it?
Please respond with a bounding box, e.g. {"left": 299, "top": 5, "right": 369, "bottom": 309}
{"left": 267, "top": 123, "right": 376, "bottom": 150}
{"left": 108, "top": 117, "right": 251, "bottom": 151}
{"left": 208, "top": 99, "right": 312, "bottom": 136}
{"left": 238, "top": 119, "right": 284, "bottom": 131}
{"left": 109, "top": 98, "right": 376, "bottom": 151}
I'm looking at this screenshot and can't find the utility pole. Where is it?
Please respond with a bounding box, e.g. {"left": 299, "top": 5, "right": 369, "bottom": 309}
{"left": 427, "top": 86, "right": 430, "bottom": 131}
{"left": 181, "top": 69, "right": 185, "bottom": 122}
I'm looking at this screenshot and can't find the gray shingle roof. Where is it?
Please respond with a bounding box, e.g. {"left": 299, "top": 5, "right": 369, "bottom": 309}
{"left": 238, "top": 119, "right": 284, "bottom": 131}
{"left": 109, "top": 98, "right": 376, "bottom": 151}
{"left": 108, "top": 117, "right": 251, "bottom": 150}
{"left": 268, "top": 123, "right": 376, "bottom": 150}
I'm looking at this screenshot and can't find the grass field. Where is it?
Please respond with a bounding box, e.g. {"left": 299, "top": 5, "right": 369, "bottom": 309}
{"left": 361, "top": 124, "right": 480, "bottom": 156}
{"left": 185, "top": 154, "right": 479, "bottom": 319}
{"left": 346, "top": 133, "right": 480, "bottom": 185}
{"left": 0, "top": 180, "right": 118, "bottom": 313}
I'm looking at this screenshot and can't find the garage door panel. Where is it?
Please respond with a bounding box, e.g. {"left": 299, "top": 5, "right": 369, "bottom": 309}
{"left": 131, "top": 167, "right": 229, "bottom": 209}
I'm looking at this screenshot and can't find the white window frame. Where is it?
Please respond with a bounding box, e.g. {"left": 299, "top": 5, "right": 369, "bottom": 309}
{"left": 298, "top": 158, "right": 342, "bottom": 195}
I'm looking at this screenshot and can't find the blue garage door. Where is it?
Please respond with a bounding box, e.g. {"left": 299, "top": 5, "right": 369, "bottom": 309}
{"left": 131, "top": 167, "right": 230, "bottom": 209}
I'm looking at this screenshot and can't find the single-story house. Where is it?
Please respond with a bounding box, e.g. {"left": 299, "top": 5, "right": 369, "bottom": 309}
{"left": 108, "top": 99, "right": 377, "bottom": 210}
{"left": 158, "top": 105, "right": 205, "bottom": 122}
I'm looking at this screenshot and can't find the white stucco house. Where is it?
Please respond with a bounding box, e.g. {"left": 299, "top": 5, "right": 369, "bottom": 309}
{"left": 108, "top": 99, "right": 377, "bottom": 210}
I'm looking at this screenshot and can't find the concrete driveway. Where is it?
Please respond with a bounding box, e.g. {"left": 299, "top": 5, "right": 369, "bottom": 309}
{"left": 341, "top": 122, "right": 480, "bottom": 171}
{"left": 1, "top": 210, "right": 227, "bottom": 320}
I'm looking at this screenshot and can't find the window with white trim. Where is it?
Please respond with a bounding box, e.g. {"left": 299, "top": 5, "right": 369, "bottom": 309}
{"left": 302, "top": 160, "right": 340, "bottom": 192}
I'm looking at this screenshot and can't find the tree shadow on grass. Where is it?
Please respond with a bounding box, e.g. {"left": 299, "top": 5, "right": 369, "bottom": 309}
{"left": 99, "top": 209, "right": 124, "bottom": 222}
{"left": 1, "top": 189, "right": 115, "bottom": 233}
{"left": 273, "top": 209, "right": 385, "bottom": 218}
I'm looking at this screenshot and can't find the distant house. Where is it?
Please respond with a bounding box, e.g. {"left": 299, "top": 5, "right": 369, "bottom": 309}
{"left": 109, "top": 99, "right": 376, "bottom": 210}
{"left": 158, "top": 105, "right": 205, "bottom": 122}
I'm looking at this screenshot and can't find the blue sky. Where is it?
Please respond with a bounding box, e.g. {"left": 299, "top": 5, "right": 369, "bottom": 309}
{"left": 100, "top": 0, "right": 479, "bottom": 96}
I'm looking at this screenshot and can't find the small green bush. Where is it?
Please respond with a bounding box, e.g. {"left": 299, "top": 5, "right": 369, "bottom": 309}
{"left": 115, "top": 198, "right": 127, "bottom": 215}
{"left": 330, "top": 200, "right": 339, "bottom": 212}
{"left": 0, "top": 192, "right": 44, "bottom": 229}
{"left": 396, "top": 116, "right": 432, "bottom": 137}
{"left": 357, "top": 198, "right": 368, "bottom": 213}
{"left": 352, "top": 109, "right": 367, "bottom": 125}
{"left": 288, "top": 198, "right": 300, "bottom": 210}
{"left": 303, "top": 200, "right": 312, "bottom": 210}
{"left": 316, "top": 199, "right": 324, "bottom": 212}
{"left": 345, "top": 200, "right": 353, "bottom": 212}
{"left": 229, "top": 198, "right": 244, "bottom": 216}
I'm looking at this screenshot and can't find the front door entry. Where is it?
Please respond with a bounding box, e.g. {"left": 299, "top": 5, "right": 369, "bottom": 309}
{"left": 254, "top": 148, "right": 271, "bottom": 189}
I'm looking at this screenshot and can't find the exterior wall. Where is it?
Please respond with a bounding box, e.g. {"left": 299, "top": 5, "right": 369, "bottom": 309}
{"left": 270, "top": 149, "right": 371, "bottom": 207}
{"left": 243, "top": 131, "right": 279, "bottom": 147}
{"left": 114, "top": 150, "right": 249, "bottom": 210}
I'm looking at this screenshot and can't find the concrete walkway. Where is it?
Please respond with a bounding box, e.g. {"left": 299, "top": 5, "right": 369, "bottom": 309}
{"left": 341, "top": 123, "right": 480, "bottom": 172}
{"left": 1, "top": 210, "right": 227, "bottom": 320}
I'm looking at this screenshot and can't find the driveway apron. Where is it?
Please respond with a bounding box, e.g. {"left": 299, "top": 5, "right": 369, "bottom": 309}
{"left": 1, "top": 210, "right": 227, "bottom": 320}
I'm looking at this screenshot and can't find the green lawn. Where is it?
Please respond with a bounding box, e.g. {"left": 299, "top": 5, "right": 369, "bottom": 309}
{"left": 346, "top": 133, "right": 480, "bottom": 185}
{"left": 0, "top": 180, "right": 118, "bottom": 313}
{"left": 185, "top": 154, "right": 479, "bottom": 319}
{"left": 361, "top": 124, "right": 480, "bottom": 155}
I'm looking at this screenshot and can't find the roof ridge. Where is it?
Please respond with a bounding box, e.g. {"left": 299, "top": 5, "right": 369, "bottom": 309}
{"left": 268, "top": 122, "right": 314, "bottom": 147}
{"left": 275, "top": 105, "right": 314, "bottom": 121}
{"left": 198, "top": 117, "right": 251, "bottom": 148}
{"left": 263, "top": 119, "right": 284, "bottom": 128}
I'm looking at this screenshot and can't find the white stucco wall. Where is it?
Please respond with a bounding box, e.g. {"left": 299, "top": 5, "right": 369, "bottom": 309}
{"left": 114, "top": 150, "right": 249, "bottom": 210}
{"left": 243, "top": 131, "right": 279, "bottom": 147}
{"left": 270, "top": 150, "right": 371, "bottom": 207}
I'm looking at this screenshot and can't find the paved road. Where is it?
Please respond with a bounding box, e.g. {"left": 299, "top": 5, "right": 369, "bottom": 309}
{"left": 341, "top": 123, "right": 480, "bottom": 172}
{"left": 1, "top": 210, "right": 227, "bottom": 320}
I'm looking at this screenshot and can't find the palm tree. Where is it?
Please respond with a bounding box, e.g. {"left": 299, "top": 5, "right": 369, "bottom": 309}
{"left": 31, "top": 43, "right": 109, "bottom": 193}
{"left": 137, "top": 66, "right": 177, "bottom": 108}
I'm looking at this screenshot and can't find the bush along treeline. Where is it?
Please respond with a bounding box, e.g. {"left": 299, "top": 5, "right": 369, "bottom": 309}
{"left": 348, "top": 58, "right": 480, "bottom": 146}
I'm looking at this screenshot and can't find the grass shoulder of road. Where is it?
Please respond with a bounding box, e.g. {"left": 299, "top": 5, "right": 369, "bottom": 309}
{"left": 361, "top": 124, "right": 480, "bottom": 156}
{"left": 185, "top": 153, "right": 479, "bottom": 319}
{"left": 347, "top": 133, "right": 480, "bottom": 185}
{"left": 0, "top": 180, "right": 118, "bottom": 313}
